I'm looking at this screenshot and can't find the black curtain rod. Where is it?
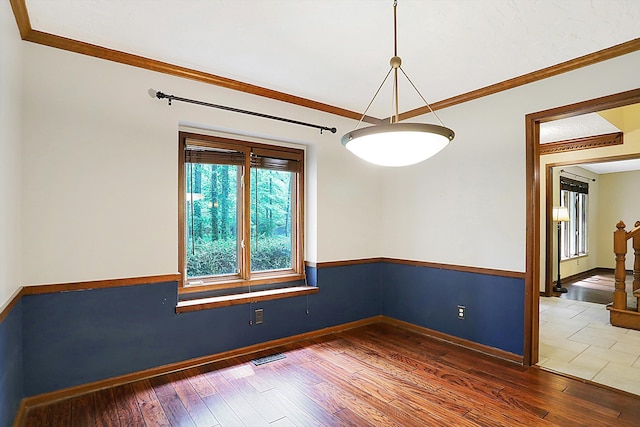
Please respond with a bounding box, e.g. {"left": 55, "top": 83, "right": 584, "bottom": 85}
{"left": 152, "top": 90, "right": 337, "bottom": 134}
{"left": 560, "top": 169, "right": 596, "bottom": 182}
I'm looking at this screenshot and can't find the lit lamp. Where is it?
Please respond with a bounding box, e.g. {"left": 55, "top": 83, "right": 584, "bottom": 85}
{"left": 341, "top": 0, "right": 455, "bottom": 167}
{"left": 552, "top": 206, "right": 570, "bottom": 293}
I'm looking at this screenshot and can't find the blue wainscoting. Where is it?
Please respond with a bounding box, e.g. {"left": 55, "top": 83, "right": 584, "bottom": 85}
{"left": 21, "top": 264, "right": 383, "bottom": 397}
{"left": 381, "top": 263, "right": 525, "bottom": 356}
{"left": 0, "top": 299, "right": 23, "bottom": 427}
{"left": 13, "top": 259, "right": 524, "bottom": 410}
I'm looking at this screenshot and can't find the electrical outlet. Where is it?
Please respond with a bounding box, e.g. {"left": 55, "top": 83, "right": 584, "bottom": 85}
{"left": 457, "top": 305, "right": 465, "bottom": 320}
{"left": 255, "top": 308, "right": 264, "bottom": 324}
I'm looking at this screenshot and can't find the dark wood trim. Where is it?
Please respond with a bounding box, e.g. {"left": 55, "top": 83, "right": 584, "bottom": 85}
{"left": 26, "top": 31, "right": 378, "bottom": 124}
{"left": 21, "top": 274, "right": 181, "bottom": 296}
{"left": 526, "top": 89, "right": 640, "bottom": 124}
{"left": 540, "top": 132, "right": 623, "bottom": 155}
{"left": 308, "top": 257, "right": 525, "bottom": 279}
{"left": 176, "top": 285, "right": 319, "bottom": 312}
{"left": 10, "top": 0, "right": 639, "bottom": 127}
{"left": 11, "top": 400, "right": 27, "bottom": 427}
{"left": 524, "top": 101, "right": 540, "bottom": 366}
{"left": 382, "top": 316, "right": 523, "bottom": 364}
{"left": 8, "top": 0, "right": 379, "bottom": 125}
{"left": 8, "top": 0, "right": 30, "bottom": 39}
{"left": 19, "top": 316, "right": 383, "bottom": 410}
{"left": 382, "top": 257, "right": 525, "bottom": 279}
{"left": 0, "top": 287, "right": 24, "bottom": 324}
{"left": 306, "top": 258, "right": 385, "bottom": 268}
{"left": 525, "top": 88, "right": 640, "bottom": 367}
{"left": 398, "top": 39, "right": 640, "bottom": 121}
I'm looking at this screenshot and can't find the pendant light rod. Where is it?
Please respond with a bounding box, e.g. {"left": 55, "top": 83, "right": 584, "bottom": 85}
{"left": 341, "top": 0, "right": 455, "bottom": 168}
{"left": 393, "top": 0, "right": 398, "bottom": 57}
{"left": 392, "top": 0, "right": 400, "bottom": 124}
{"left": 152, "top": 90, "right": 337, "bottom": 134}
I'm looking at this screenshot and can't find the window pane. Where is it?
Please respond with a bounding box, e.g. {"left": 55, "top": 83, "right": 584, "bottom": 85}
{"left": 560, "top": 190, "right": 569, "bottom": 259}
{"left": 578, "top": 193, "right": 588, "bottom": 255}
{"left": 559, "top": 188, "right": 588, "bottom": 260}
{"left": 186, "top": 162, "right": 239, "bottom": 278}
{"left": 250, "top": 167, "right": 294, "bottom": 272}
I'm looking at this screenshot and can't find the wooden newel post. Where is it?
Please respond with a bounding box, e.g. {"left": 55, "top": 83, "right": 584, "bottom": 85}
{"left": 613, "top": 221, "right": 628, "bottom": 310}
{"left": 634, "top": 221, "right": 640, "bottom": 298}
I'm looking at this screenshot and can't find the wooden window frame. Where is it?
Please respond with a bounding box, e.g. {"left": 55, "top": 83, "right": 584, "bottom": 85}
{"left": 178, "top": 132, "right": 305, "bottom": 294}
{"left": 559, "top": 177, "right": 589, "bottom": 260}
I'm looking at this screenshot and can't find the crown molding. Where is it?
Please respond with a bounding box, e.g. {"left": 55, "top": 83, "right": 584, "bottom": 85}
{"left": 11, "top": 1, "right": 639, "bottom": 125}
{"left": 539, "top": 132, "right": 623, "bottom": 155}
{"left": 397, "top": 39, "right": 640, "bottom": 121}
{"left": 8, "top": 0, "right": 381, "bottom": 125}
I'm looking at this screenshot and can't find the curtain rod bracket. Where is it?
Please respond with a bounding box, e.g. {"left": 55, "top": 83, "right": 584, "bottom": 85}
{"left": 153, "top": 90, "right": 336, "bottom": 134}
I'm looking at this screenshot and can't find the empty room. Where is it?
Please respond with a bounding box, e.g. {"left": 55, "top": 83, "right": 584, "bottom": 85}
{"left": 2, "top": 1, "right": 640, "bottom": 425}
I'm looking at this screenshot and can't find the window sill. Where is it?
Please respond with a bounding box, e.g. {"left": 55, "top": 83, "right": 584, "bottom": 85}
{"left": 561, "top": 253, "right": 589, "bottom": 262}
{"left": 175, "top": 285, "right": 318, "bottom": 313}
{"left": 179, "top": 273, "right": 305, "bottom": 295}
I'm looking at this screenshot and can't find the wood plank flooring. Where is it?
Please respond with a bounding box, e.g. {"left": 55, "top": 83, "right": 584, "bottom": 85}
{"left": 560, "top": 272, "right": 636, "bottom": 307}
{"left": 22, "top": 322, "right": 640, "bottom": 426}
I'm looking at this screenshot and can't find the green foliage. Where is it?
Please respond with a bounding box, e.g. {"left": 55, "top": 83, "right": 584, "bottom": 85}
{"left": 185, "top": 161, "right": 294, "bottom": 278}
{"left": 187, "top": 238, "right": 237, "bottom": 277}
{"left": 186, "top": 236, "right": 292, "bottom": 277}
{"left": 251, "top": 235, "right": 292, "bottom": 271}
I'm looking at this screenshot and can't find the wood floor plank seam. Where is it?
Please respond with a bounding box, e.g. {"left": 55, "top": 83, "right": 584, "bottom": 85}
{"left": 20, "top": 323, "right": 640, "bottom": 426}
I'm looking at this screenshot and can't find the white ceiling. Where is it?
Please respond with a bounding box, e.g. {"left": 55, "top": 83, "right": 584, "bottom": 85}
{"left": 539, "top": 113, "right": 621, "bottom": 144}
{"left": 541, "top": 111, "right": 640, "bottom": 174}
{"left": 24, "top": 0, "right": 640, "bottom": 120}
{"left": 580, "top": 159, "right": 640, "bottom": 175}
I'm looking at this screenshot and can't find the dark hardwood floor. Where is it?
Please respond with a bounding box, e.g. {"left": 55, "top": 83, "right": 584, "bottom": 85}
{"left": 559, "top": 271, "right": 636, "bottom": 308}
{"left": 22, "top": 322, "right": 640, "bottom": 426}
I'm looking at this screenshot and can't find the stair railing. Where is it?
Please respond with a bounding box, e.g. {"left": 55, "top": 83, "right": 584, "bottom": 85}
{"left": 613, "top": 220, "right": 640, "bottom": 310}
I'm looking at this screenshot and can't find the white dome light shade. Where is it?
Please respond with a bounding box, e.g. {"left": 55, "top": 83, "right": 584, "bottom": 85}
{"left": 341, "top": 123, "right": 455, "bottom": 167}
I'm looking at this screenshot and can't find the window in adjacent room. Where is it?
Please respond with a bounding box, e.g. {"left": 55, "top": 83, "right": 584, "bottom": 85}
{"left": 178, "top": 132, "right": 304, "bottom": 291}
{"left": 559, "top": 176, "right": 588, "bottom": 259}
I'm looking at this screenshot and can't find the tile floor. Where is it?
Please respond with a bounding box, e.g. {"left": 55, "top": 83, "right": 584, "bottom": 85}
{"left": 538, "top": 296, "right": 640, "bottom": 395}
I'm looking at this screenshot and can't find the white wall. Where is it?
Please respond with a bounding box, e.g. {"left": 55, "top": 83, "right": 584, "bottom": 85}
{"left": 382, "top": 50, "right": 640, "bottom": 275}
{"left": 21, "top": 43, "right": 381, "bottom": 286}
{"left": 597, "top": 170, "right": 640, "bottom": 270}
{"left": 0, "top": 1, "right": 23, "bottom": 308}
{"left": 15, "top": 27, "right": 640, "bottom": 287}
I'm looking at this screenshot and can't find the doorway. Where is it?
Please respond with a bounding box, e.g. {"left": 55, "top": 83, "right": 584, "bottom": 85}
{"left": 527, "top": 90, "right": 640, "bottom": 395}
{"left": 524, "top": 88, "right": 640, "bottom": 367}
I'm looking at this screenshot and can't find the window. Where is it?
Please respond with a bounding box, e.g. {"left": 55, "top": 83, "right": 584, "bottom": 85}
{"left": 179, "top": 132, "right": 304, "bottom": 291}
{"left": 559, "top": 176, "right": 588, "bottom": 260}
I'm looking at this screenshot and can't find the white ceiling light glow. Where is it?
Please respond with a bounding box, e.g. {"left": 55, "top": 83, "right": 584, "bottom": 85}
{"left": 342, "top": 0, "right": 455, "bottom": 167}
{"left": 344, "top": 123, "right": 452, "bottom": 167}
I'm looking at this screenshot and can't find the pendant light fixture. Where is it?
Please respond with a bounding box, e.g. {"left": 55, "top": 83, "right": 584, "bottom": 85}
{"left": 342, "top": 0, "right": 455, "bottom": 167}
